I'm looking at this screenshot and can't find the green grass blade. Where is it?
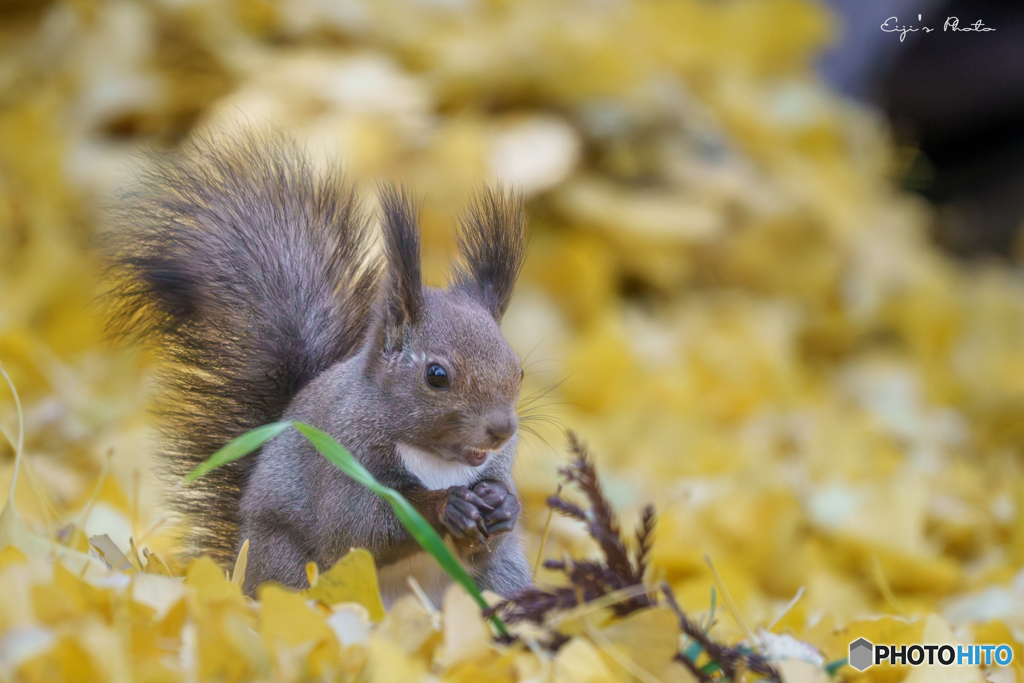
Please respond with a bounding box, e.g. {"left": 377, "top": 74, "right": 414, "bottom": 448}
{"left": 700, "top": 661, "right": 723, "bottom": 675}
{"left": 824, "top": 658, "right": 848, "bottom": 677}
{"left": 705, "top": 586, "right": 717, "bottom": 632}
{"left": 291, "top": 422, "right": 387, "bottom": 494}
{"left": 682, "top": 640, "right": 704, "bottom": 662}
{"left": 183, "top": 421, "right": 294, "bottom": 483}
{"left": 184, "top": 420, "right": 510, "bottom": 636}
{"left": 292, "top": 422, "right": 509, "bottom": 637}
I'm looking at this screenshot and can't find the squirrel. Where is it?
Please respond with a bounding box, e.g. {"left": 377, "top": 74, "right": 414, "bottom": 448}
{"left": 105, "top": 133, "right": 533, "bottom": 601}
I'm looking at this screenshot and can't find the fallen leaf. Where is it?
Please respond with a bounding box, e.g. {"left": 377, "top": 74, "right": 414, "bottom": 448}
{"left": 305, "top": 548, "right": 386, "bottom": 622}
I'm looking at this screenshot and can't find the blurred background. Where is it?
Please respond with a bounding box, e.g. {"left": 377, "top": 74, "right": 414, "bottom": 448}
{"left": 2, "top": 0, "right": 1024, "bottom": 662}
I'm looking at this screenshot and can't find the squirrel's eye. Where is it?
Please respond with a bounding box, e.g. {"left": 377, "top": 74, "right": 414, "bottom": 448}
{"left": 425, "top": 364, "right": 449, "bottom": 390}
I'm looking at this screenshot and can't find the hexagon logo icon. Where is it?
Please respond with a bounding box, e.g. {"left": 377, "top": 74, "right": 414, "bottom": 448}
{"left": 849, "top": 638, "right": 874, "bottom": 671}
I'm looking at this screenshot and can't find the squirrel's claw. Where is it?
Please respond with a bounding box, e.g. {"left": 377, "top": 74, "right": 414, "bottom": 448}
{"left": 470, "top": 480, "right": 507, "bottom": 508}
{"left": 442, "top": 481, "right": 519, "bottom": 548}
{"left": 452, "top": 487, "right": 494, "bottom": 512}
{"left": 475, "top": 514, "right": 490, "bottom": 539}
{"left": 470, "top": 480, "right": 521, "bottom": 537}
{"left": 483, "top": 494, "right": 521, "bottom": 536}
{"left": 443, "top": 486, "right": 491, "bottom": 539}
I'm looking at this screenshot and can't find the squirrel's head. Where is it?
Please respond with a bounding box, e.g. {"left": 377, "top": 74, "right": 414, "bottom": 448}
{"left": 365, "top": 186, "right": 526, "bottom": 468}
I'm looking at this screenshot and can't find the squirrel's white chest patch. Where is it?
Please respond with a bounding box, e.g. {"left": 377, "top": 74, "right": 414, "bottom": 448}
{"left": 397, "top": 443, "right": 483, "bottom": 490}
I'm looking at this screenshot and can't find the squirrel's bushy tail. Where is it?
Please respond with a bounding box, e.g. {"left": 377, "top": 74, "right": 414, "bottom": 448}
{"left": 104, "top": 133, "right": 379, "bottom": 565}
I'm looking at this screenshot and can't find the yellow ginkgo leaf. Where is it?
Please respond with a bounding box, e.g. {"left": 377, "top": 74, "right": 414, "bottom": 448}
{"left": 0, "top": 544, "right": 28, "bottom": 571}
{"left": 0, "top": 502, "right": 102, "bottom": 579}
{"left": 32, "top": 564, "right": 111, "bottom": 625}
{"left": 0, "top": 367, "right": 104, "bottom": 580}
{"left": 141, "top": 550, "right": 173, "bottom": 576}
{"left": 780, "top": 659, "right": 833, "bottom": 683}
{"left": 553, "top": 637, "right": 617, "bottom": 683}
{"left": 902, "top": 615, "right": 985, "bottom": 683}
{"left": 259, "top": 583, "right": 334, "bottom": 648}
{"left": 88, "top": 534, "right": 132, "bottom": 572}
{"left": 222, "top": 611, "right": 272, "bottom": 677}
{"left": 378, "top": 594, "right": 442, "bottom": 657}
{"left": 184, "top": 556, "right": 245, "bottom": 608}
{"left": 18, "top": 635, "right": 97, "bottom": 683}
{"left": 186, "top": 556, "right": 259, "bottom": 680}
{"left": 436, "top": 584, "right": 491, "bottom": 669}
{"left": 305, "top": 548, "right": 386, "bottom": 622}
{"left": 598, "top": 606, "right": 681, "bottom": 668}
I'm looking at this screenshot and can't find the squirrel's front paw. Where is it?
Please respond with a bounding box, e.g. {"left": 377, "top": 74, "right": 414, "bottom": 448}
{"left": 470, "top": 480, "right": 521, "bottom": 536}
{"left": 442, "top": 486, "right": 493, "bottom": 543}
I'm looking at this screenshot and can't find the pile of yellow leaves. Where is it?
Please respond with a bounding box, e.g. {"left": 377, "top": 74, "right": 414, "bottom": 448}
{"left": 2, "top": 0, "right": 1024, "bottom": 681}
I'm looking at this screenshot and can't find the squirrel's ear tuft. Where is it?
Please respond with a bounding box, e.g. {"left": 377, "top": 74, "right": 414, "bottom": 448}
{"left": 378, "top": 184, "right": 424, "bottom": 345}
{"left": 451, "top": 188, "right": 526, "bottom": 323}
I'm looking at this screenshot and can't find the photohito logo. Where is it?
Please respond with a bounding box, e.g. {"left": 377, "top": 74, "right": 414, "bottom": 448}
{"left": 849, "top": 639, "right": 873, "bottom": 671}
{"left": 848, "top": 639, "right": 1014, "bottom": 671}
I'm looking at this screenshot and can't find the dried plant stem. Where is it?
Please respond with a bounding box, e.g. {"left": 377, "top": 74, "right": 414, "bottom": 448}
{"left": 232, "top": 539, "right": 249, "bottom": 586}
{"left": 407, "top": 575, "right": 440, "bottom": 619}
{"left": 145, "top": 550, "right": 174, "bottom": 576}
{"left": 662, "top": 583, "right": 782, "bottom": 683}
{"left": 551, "top": 583, "right": 653, "bottom": 627}
{"left": 74, "top": 448, "right": 115, "bottom": 530}
{"left": 1, "top": 363, "right": 26, "bottom": 501}
{"left": 871, "top": 555, "right": 906, "bottom": 614}
{"left": 128, "top": 537, "right": 145, "bottom": 572}
{"left": 532, "top": 487, "right": 559, "bottom": 579}
{"left": 704, "top": 554, "right": 756, "bottom": 646}
{"left": 18, "top": 455, "right": 61, "bottom": 532}
{"left": 766, "top": 586, "right": 805, "bottom": 631}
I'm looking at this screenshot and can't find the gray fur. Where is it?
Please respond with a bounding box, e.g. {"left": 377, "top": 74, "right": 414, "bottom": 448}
{"left": 104, "top": 132, "right": 379, "bottom": 566}
{"left": 452, "top": 189, "right": 527, "bottom": 323}
{"left": 241, "top": 289, "right": 530, "bottom": 594}
{"left": 104, "top": 132, "right": 532, "bottom": 598}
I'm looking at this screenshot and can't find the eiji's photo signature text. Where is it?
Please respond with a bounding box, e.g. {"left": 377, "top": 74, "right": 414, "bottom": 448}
{"left": 881, "top": 15, "right": 996, "bottom": 42}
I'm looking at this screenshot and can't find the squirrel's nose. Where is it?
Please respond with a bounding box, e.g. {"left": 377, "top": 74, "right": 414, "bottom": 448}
{"left": 485, "top": 411, "right": 517, "bottom": 447}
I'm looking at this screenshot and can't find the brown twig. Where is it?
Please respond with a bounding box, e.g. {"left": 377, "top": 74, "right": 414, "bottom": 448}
{"left": 488, "top": 432, "right": 782, "bottom": 683}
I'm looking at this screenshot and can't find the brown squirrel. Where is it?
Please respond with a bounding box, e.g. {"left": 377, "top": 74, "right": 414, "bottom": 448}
{"left": 105, "top": 133, "right": 533, "bottom": 601}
